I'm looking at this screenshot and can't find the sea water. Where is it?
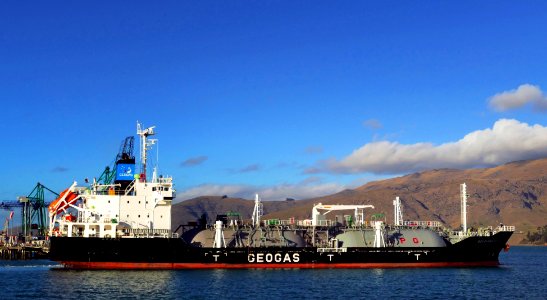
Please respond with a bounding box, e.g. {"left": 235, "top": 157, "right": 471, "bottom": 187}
{"left": 0, "top": 246, "right": 545, "bottom": 299}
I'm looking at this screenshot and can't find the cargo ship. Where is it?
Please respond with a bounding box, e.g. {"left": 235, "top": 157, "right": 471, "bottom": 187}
{"left": 48, "top": 123, "right": 514, "bottom": 269}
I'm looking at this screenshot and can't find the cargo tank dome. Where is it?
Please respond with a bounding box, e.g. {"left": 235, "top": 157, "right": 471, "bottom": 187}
{"left": 388, "top": 229, "right": 447, "bottom": 247}
{"left": 335, "top": 230, "right": 376, "bottom": 247}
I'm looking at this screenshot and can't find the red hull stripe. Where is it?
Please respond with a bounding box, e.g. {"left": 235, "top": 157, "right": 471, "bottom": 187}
{"left": 60, "top": 261, "right": 500, "bottom": 269}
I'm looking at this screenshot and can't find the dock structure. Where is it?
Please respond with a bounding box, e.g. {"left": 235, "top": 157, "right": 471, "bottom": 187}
{"left": 0, "top": 238, "right": 49, "bottom": 260}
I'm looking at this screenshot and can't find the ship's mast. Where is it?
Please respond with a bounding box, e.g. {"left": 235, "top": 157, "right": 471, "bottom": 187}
{"left": 460, "top": 183, "right": 468, "bottom": 233}
{"left": 251, "top": 194, "right": 263, "bottom": 227}
{"left": 393, "top": 196, "right": 403, "bottom": 226}
{"left": 136, "top": 122, "right": 156, "bottom": 182}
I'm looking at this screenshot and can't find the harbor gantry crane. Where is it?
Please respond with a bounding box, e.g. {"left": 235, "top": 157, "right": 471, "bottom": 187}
{"left": 0, "top": 182, "right": 58, "bottom": 239}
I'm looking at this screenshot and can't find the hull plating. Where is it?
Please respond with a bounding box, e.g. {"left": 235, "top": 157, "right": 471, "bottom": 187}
{"left": 59, "top": 261, "right": 500, "bottom": 270}
{"left": 49, "top": 231, "right": 512, "bottom": 269}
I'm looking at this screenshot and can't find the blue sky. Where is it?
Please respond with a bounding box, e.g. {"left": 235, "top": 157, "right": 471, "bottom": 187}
{"left": 1, "top": 1, "right": 547, "bottom": 212}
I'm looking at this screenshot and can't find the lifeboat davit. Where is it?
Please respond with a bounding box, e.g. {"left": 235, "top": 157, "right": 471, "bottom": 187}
{"left": 48, "top": 188, "right": 78, "bottom": 214}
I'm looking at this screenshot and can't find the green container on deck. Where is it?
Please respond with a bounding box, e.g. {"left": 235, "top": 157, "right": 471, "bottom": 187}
{"left": 267, "top": 219, "right": 279, "bottom": 225}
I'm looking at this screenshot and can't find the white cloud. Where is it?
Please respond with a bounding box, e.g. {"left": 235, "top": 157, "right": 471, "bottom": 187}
{"left": 488, "top": 84, "right": 547, "bottom": 112}
{"left": 324, "top": 119, "right": 547, "bottom": 174}
{"left": 176, "top": 178, "right": 346, "bottom": 201}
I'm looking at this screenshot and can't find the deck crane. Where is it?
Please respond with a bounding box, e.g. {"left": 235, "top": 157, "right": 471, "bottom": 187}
{"left": 312, "top": 203, "right": 375, "bottom": 226}
{"left": 94, "top": 136, "right": 135, "bottom": 190}
{"left": 117, "top": 136, "right": 135, "bottom": 162}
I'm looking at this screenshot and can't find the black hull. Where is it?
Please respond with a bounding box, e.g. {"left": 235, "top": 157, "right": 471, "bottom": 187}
{"left": 49, "top": 231, "right": 512, "bottom": 269}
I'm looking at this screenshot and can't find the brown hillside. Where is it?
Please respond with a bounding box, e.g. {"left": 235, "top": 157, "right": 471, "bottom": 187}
{"left": 172, "top": 196, "right": 297, "bottom": 228}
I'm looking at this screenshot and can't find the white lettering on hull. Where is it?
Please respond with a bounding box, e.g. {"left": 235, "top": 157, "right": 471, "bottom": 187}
{"left": 248, "top": 253, "right": 300, "bottom": 263}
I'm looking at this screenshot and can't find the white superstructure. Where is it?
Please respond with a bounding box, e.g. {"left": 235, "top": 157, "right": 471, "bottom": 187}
{"left": 48, "top": 122, "right": 175, "bottom": 238}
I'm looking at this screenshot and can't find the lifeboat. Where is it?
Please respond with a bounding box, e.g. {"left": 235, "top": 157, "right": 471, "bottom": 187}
{"left": 48, "top": 188, "right": 78, "bottom": 214}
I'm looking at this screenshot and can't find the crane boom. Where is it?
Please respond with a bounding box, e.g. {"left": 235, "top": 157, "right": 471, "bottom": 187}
{"left": 312, "top": 203, "right": 375, "bottom": 226}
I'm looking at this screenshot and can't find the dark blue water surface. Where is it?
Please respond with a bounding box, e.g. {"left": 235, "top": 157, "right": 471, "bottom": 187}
{"left": 0, "top": 246, "right": 545, "bottom": 299}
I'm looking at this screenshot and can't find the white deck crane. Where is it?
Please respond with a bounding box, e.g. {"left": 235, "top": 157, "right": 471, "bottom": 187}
{"left": 312, "top": 203, "right": 375, "bottom": 226}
